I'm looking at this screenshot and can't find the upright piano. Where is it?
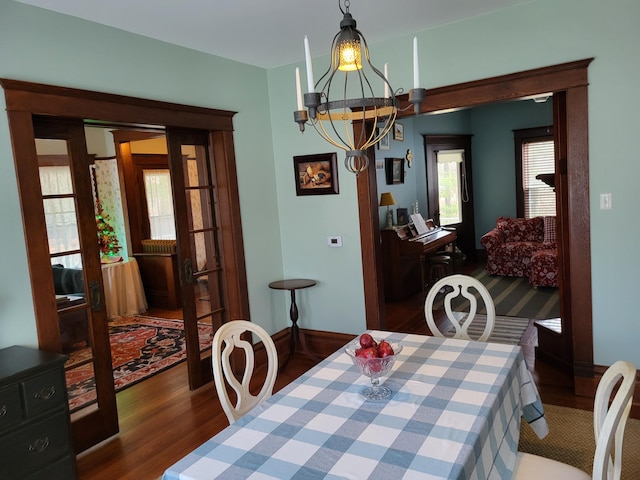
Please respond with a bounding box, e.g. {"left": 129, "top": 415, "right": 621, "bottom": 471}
{"left": 381, "top": 228, "right": 457, "bottom": 301}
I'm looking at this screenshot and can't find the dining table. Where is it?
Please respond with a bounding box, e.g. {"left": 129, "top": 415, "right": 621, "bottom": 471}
{"left": 162, "top": 330, "right": 548, "bottom": 480}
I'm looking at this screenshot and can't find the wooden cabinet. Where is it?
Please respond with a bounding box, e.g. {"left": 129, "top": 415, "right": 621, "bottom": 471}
{"left": 134, "top": 253, "right": 182, "bottom": 309}
{"left": 0, "top": 346, "right": 76, "bottom": 480}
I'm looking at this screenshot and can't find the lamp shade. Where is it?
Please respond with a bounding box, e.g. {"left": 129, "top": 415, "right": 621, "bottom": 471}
{"left": 379, "top": 192, "right": 396, "bottom": 207}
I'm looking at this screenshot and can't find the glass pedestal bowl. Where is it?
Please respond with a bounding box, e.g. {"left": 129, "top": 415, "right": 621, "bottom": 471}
{"left": 345, "top": 342, "right": 403, "bottom": 400}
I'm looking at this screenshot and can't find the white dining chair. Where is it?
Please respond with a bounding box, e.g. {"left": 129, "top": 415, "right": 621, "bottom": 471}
{"left": 212, "top": 320, "right": 278, "bottom": 424}
{"left": 512, "top": 360, "right": 636, "bottom": 480}
{"left": 424, "top": 273, "right": 496, "bottom": 342}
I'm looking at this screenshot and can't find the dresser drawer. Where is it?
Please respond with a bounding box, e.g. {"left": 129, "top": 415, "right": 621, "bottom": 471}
{"left": 0, "top": 384, "right": 23, "bottom": 433}
{"left": 22, "top": 369, "right": 66, "bottom": 418}
{"left": 24, "top": 455, "right": 76, "bottom": 480}
{"left": 0, "top": 411, "right": 72, "bottom": 478}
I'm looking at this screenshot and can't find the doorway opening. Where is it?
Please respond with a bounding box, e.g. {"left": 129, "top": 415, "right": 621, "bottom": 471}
{"left": 356, "top": 59, "right": 594, "bottom": 394}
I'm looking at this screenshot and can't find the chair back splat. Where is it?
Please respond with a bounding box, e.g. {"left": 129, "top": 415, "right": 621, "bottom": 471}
{"left": 512, "top": 360, "right": 636, "bottom": 480}
{"left": 593, "top": 360, "right": 636, "bottom": 480}
{"left": 424, "top": 274, "right": 496, "bottom": 342}
{"left": 211, "top": 320, "right": 278, "bottom": 424}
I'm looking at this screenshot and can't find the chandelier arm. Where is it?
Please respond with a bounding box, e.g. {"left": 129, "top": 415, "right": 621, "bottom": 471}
{"left": 310, "top": 120, "right": 348, "bottom": 152}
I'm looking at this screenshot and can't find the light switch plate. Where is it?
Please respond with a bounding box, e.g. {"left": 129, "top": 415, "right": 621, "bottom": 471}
{"left": 600, "top": 193, "right": 612, "bottom": 210}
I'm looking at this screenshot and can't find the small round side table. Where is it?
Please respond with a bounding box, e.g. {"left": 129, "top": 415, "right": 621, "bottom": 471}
{"left": 269, "top": 278, "right": 320, "bottom": 370}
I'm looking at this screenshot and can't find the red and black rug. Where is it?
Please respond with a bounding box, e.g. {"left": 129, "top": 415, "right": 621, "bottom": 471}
{"left": 66, "top": 316, "right": 213, "bottom": 412}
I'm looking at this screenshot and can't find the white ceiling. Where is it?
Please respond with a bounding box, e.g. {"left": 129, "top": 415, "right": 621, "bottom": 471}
{"left": 15, "top": 0, "right": 531, "bottom": 69}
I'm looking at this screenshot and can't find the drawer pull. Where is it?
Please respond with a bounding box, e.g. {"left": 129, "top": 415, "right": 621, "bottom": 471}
{"left": 28, "top": 437, "right": 50, "bottom": 453}
{"left": 0, "top": 405, "right": 6, "bottom": 417}
{"left": 34, "top": 386, "right": 56, "bottom": 400}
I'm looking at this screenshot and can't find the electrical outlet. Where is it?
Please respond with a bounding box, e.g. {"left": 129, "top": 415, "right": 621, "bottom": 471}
{"left": 600, "top": 193, "right": 612, "bottom": 210}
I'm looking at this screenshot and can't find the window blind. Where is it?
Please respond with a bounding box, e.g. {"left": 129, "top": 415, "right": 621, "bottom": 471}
{"left": 523, "top": 140, "right": 555, "bottom": 218}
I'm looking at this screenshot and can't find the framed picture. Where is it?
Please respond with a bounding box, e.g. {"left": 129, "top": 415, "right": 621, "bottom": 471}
{"left": 393, "top": 122, "right": 404, "bottom": 141}
{"left": 385, "top": 157, "right": 405, "bottom": 185}
{"left": 396, "top": 207, "right": 409, "bottom": 226}
{"left": 378, "top": 130, "right": 390, "bottom": 150}
{"left": 293, "top": 152, "right": 339, "bottom": 196}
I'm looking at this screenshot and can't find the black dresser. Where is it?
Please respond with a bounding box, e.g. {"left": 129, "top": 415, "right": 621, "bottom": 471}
{"left": 0, "top": 345, "right": 76, "bottom": 480}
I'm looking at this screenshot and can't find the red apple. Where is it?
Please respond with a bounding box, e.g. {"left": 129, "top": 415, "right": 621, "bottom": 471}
{"left": 359, "top": 347, "right": 378, "bottom": 359}
{"left": 378, "top": 340, "right": 395, "bottom": 358}
{"left": 359, "top": 333, "right": 375, "bottom": 349}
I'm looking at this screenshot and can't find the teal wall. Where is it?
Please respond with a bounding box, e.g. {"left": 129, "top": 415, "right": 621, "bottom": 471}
{"left": 2, "top": 0, "right": 640, "bottom": 367}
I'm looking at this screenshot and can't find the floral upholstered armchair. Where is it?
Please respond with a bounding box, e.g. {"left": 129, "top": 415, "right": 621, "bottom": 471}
{"left": 480, "top": 216, "right": 558, "bottom": 287}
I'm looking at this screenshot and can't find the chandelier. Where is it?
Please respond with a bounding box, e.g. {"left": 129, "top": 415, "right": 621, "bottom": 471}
{"left": 293, "top": 0, "right": 426, "bottom": 175}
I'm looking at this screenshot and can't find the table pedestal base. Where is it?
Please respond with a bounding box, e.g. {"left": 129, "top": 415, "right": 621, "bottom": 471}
{"left": 269, "top": 279, "right": 320, "bottom": 372}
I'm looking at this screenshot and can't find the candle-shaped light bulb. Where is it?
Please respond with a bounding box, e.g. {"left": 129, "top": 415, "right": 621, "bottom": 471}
{"left": 384, "top": 63, "right": 389, "bottom": 98}
{"left": 413, "top": 37, "right": 420, "bottom": 89}
{"left": 304, "top": 36, "right": 315, "bottom": 93}
{"left": 295, "top": 67, "right": 303, "bottom": 110}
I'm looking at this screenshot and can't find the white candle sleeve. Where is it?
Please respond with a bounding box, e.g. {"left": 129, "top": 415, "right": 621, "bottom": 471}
{"left": 384, "top": 63, "right": 389, "bottom": 98}
{"left": 413, "top": 37, "right": 420, "bottom": 89}
{"left": 295, "top": 67, "right": 303, "bottom": 110}
{"left": 304, "top": 36, "right": 315, "bottom": 92}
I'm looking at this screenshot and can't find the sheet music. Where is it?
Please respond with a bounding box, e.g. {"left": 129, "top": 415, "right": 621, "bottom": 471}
{"left": 410, "top": 213, "right": 428, "bottom": 235}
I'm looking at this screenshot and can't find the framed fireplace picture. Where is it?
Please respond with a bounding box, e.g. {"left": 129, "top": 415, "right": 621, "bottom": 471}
{"left": 385, "top": 157, "right": 404, "bottom": 185}
{"left": 293, "top": 152, "right": 339, "bottom": 196}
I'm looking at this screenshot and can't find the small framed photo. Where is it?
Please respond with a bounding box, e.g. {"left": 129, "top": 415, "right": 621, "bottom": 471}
{"left": 393, "top": 122, "right": 404, "bottom": 141}
{"left": 396, "top": 208, "right": 409, "bottom": 226}
{"left": 385, "top": 157, "right": 405, "bottom": 185}
{"left": 378, "top": 130, "right": 390, "bottom": 150}
{"left": 293, "top": 153, "right": 339, "bottom": 196}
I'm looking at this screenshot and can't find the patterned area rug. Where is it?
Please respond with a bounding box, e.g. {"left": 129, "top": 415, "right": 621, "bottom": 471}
{"left": 66, "top": 316, "right": 213, "bottom": 412}
{"left": 435, "top": 268, "right": 560, "bottom": 320}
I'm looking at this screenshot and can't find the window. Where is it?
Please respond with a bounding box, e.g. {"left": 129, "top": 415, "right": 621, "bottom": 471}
{"left": 514, "top": 127, "right": 555, "bottom": 218}
{"left": 143, "top": 169, "right": 176, "bottom": 240}
{"left": 436, "top": 149, "right": 465, "bottom": 225}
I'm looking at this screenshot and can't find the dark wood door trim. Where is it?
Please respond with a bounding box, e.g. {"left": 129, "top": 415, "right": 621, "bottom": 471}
{"left": 358, "top": 59, "right": 594, "bottom": 392}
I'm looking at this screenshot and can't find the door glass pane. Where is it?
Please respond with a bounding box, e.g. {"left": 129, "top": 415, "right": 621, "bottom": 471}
{"left": 43, "top": 197, "right": 80, "bottom": 256}
{"left": 180, "top": 143, "right": 219, "bottom": 360}
{"left": 143, "top": 169, "right": 176, "bottom": 239}
{"left": 37, "top": 139, "right": 97, "bottom": 413}
{"left": 187, "top": 188, "right": 214, "bottom": 231}
{"left": 436, "top": 150, "right": 463, "bottom": 225}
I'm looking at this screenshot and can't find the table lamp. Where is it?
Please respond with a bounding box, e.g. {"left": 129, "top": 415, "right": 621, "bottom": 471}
{"left": 379, "top": 192, "right": 396, "bottom": 229}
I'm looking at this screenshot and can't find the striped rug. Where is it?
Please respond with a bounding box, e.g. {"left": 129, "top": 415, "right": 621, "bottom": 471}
{"left": 442, "top": 314, "right": 531, "bottom": 345}
{"left": 436, "top": 268, "right": 560, "bottom": 320}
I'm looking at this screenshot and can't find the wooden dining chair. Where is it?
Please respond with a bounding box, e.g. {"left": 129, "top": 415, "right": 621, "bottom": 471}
{"left": 212, "top": 320, "right": 278, "bottom": 424}
{"left": 424, "top": 273, "right": 496, "bottom": 342}
{"left": 513, "top": 360, "right": 636, "bottom": 480}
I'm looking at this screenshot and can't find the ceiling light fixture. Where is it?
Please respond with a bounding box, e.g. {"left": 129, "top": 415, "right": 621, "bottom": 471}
{"left": 294, "top": 0, "right": 426, "bottom": 175}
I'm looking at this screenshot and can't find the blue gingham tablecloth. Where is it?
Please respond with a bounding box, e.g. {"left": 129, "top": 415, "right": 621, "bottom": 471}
{"left": 162, "top": 331, "right": 548, "bottom": 480}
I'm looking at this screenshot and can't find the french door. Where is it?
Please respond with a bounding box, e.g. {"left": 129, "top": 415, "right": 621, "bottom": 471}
{"left": 20, "top": 116, "right": 118, "bottom": 451}
{"left": 3, "top": 78, "right": 250, "bottom": 452}
{"left": 166, "top": 128, "right": 226, "bottom": 389}
{"left": 424, "top": 135, "right": 477, "bottom": 261}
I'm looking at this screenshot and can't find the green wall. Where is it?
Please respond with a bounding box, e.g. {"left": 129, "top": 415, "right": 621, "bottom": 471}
{"left": 2, "top": 0, "right": 640, "bottom": 368}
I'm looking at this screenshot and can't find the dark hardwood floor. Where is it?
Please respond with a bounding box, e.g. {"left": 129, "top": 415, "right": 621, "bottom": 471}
{"left": 76, "top": 263, "right": 590, "bottom": 479}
